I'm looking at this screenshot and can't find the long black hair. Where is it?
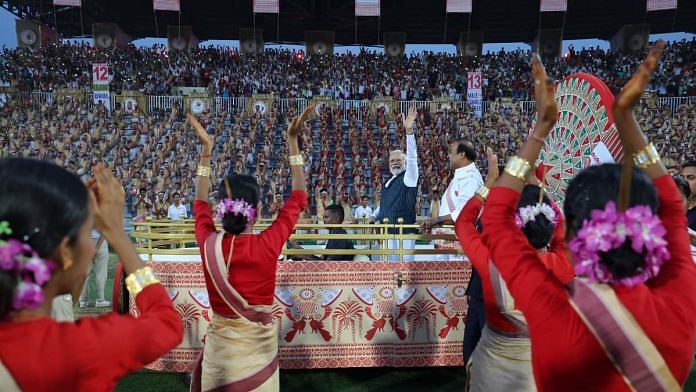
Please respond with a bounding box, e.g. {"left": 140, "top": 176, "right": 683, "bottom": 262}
{"left": 217, "top": 174, "right": 260, "bottom": 235}
{"left": 564, "top": 164, "right": 658, "bottom": 280}
{"left": 517, "top": 185, "right": 556, "bottom": 249}
{"left": 0, "top": 158, "right": 89, "bottom": 319}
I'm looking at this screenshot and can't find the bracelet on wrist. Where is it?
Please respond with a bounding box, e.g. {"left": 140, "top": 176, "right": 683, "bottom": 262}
{"left": 476, "top": 186, "right": 490, "bottom": 200}
{"left": 125, "top": 267, "right": 161, "bottom": 298}
{"left": 196, "top": 166, "right": 211, "bottom": 178}
{"left": 632, "top": 142, "right": 661, "bottom": 169}
{"left": 504, "top": 156, "right": 532, "bottom": 182}
{"left": 289, "top": 155, "right": 304, "bottom": 166}
{"left": 200, "top": 153, "right": 211, "bottom": 158}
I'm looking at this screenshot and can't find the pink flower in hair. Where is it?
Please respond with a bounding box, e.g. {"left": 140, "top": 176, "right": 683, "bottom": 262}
{"left": 23, "top": 256, "right": 55, "bottom": 286}
{"left": 214, "top": 198, "right": 257, "bottom": 230}
{"left": 13, "top": 281, "right": 44, "bottom": 310}
{"left": 569, "top": 201, "right": 670, "bottom": 288}
{"left": 1, "top": 222, "right": 56, "bottom": 311}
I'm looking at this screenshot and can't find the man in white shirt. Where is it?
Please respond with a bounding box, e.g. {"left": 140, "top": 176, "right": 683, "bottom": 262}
{"left": 421, "top": 140, "right": 484, "bottom": 261}
{"left": 167, "top": 192, "right": 188, "bottom": 220}
{"left": 354, "top": 195, "right": 374, "bottom": 220}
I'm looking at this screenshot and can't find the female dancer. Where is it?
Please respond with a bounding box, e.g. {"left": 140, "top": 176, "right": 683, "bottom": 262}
{"left": 0, "top": 160, "right": 183, "bottom": 390}
{"left": 189, "top": 106, "right": 311, "bottom": 391}
{"left": 482, "top": 42, "right": 696, "bottom": 391}
{"left": 455, "top": 149, "right": 573, "bottom": 391}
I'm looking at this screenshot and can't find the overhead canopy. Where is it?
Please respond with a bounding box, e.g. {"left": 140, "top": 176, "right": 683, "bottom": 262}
{"left": 3, "top": 0, "right": 695, "bottom": 44}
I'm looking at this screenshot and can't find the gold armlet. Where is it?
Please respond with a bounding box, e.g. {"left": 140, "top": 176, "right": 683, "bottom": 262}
{"left": 632, "top": 142, "right": 661, "bottom": 169}
{"left": 504, "top": 156, "right": 532, "bottom": 181}
{"left": 289, "top": 155, "right": 304, "bottom": 166}
{"left": 196, "top": 166, "right": 211, "bottom": 178}
{"left": 125, "top": 267, "right": 161, "bottom": 298}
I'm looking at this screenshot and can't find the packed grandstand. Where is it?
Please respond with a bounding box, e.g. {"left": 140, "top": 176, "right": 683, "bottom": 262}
{"left": 1, "top": 42, "right": 695, "bottom": 219}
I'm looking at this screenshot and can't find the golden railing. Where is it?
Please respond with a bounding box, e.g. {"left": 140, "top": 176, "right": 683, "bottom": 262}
{"left": 131, "top": 217, "right": 462, "bottom": 262}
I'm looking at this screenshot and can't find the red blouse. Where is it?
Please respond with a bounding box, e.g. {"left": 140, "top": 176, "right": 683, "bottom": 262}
{"left": 481, "top": 175, "right": 696, "bottom": 391}
{"left": 455, "top": 197, "right": 574, "bottom": 334}
{"left": 194, "top": 190, "right": 306, "bottom": 308}
{"left": 0, "top": 284, "right": 183, "bottom": 391}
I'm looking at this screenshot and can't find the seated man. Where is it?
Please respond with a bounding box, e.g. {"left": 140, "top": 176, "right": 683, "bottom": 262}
{"left": 323, "top": 204, "right": 355, "bottom": 261}
{"left": 288, "top": 204, "right": 355, "bottom": 261}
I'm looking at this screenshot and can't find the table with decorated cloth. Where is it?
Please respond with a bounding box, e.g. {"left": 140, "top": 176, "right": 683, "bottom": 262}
{"left": 126, "top": 255, "right": 471, "bottom": 372}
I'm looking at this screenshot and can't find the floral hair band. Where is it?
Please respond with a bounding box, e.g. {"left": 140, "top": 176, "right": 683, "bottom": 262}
{"left": 515, "top": 202, "right": 559, "bottom": 228}
{"left": 0, "top": 221, "right": 55, "bottom": 312}
{"left": 569, "top": 201, "right": 670, "bottom": 288}
{"left": 214, "top": 199, "right": 256, "bottom": 229}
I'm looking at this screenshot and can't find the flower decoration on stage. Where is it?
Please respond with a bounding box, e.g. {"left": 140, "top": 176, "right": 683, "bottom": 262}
{"left": 0, "top": 221, "right": 56, "bottom": 311}
{"left": 569, "top": 202, "right": 669, "bottom": 288}
{"left": 215, "top": 199, "right": 256, "bottom": 228}
{"left": 515, "top": 202, "right": 559, "bottom": 228}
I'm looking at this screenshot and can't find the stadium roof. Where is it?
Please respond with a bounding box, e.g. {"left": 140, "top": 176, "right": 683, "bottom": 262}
{"left": 2, "top": 0, "right": 695, "bottom": 45}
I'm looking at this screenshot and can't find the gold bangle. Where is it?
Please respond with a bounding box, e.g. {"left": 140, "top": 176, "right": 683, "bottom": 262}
{"left": 125, "top": 267, "right": 161, "bottom": 298}
{"left": 504, "top": 156, "right": 532, "bottom": 181}
{"left": 289, "top": 155, "right": 304, "bottom": 166}
{"left": 196, "top": 166, "right": 211, "bottom": 178}
{"left": 632, "top": 142, "right": 661, "bottom": 169}
{"left": 475, "top": 186, "right": 490, "bottom": 200}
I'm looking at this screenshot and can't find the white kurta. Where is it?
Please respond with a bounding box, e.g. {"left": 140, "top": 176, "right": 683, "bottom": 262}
{"left": 435, "top": 163, "right": 483, "bottom": 261}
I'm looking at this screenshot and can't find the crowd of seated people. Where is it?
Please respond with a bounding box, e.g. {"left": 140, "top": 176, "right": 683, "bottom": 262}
{"left": 2, "top": 39, "right": 696, "bottom": 100}
{"left": 1, "top": 90, "right": 694, "bottom": 222}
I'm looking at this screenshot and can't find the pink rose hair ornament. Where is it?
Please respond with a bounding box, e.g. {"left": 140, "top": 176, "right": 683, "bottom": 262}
{"left": 569, "top": 148, "right": 669, "bottom": 288}
{"left": 568, "top": 202, "right": 669, "bottom": 287}
{"left": 0, "top": 221, "right": 56, "bottom": 311}
{"left": 214, "top": 178, "right": 256, "bottom": 230}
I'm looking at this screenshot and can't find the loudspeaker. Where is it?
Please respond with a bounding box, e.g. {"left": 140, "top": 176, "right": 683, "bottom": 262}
{"left": 239, "top": 28, "right": 264, "bottom": 54}
{"left": 167, "top": 25, "right": 198, "bottom": 50}
{"left": 610, "top": 24, "right": 649, "bottom": 53}
{"left": 93, "top": 23, "right": 131, "bottom": 48}
{"left": 15, "top": 20, "right": 56, "bottom": 49}
{"left": 457, "top": 31, "right": 483, "bottom": 57}
{"left": 305, "top": 31, "right": 335, "bottom": 56}
{"left": 533, "top": 29, "right": 562, "bottom": 58}
{"left": 383, "top": 32, "right": 406, "bottom": 58}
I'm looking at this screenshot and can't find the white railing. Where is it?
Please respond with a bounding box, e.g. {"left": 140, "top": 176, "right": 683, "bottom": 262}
{"left": 147, "top": 95, "right": 184, "bottom": 112}
{"left": 214, "top": 96, "right": 247, "bottom": 113}
{"left": 656, "top": 96, "right": 696, "bottom": 113}
{"left": 5, "top": 92, "right": 695, "bottom": 119}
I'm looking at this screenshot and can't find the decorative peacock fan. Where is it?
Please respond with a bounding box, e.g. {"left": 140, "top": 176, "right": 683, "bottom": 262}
{"left": 532, "top": 73, "right": 624, "bottom": 206}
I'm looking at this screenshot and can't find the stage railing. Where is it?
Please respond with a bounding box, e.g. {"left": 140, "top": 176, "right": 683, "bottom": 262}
{"left": 131, "top": 218, "right": 461, "bottom": 262}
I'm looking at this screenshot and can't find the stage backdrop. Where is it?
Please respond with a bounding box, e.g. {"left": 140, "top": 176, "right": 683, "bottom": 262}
{"left": 130, "top": 260, "right": 471, "bottom": 372}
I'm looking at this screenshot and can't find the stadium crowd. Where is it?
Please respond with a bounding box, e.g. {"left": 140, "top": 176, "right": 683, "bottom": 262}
{"left": 2, "top": 38, "right": 696, "bottom": 100}
{"left": 1, "top": 89, "right": 694, "bottom": 220}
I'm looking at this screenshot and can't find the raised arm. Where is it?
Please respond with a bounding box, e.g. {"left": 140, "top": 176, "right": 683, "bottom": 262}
{"left": 495, "top": 55, "right": 556, "bottom": 193}
{"left": 610, "top": 42, "right": 696, "bottom": 299}
{"left": 189, "top": 114, "right": 217, "bottom": 244}
{"left": 403, "top": 107, "right": 419, "bottom": 187}
{"left": 288, "top": 105, "right": 313, "bottom": 193}
{"left": 481, "top": 55, "right": 570, "bottom": 325}
{"left": 189, "top": 113, "right": 213, "bottom": 202}
{"left": 88, "top": 165, "right": 149, "bottom": 277}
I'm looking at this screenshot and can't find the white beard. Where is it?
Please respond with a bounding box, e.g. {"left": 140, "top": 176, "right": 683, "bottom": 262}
{"left": 390, "top": 167, "right": 404, "bottom": 177}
